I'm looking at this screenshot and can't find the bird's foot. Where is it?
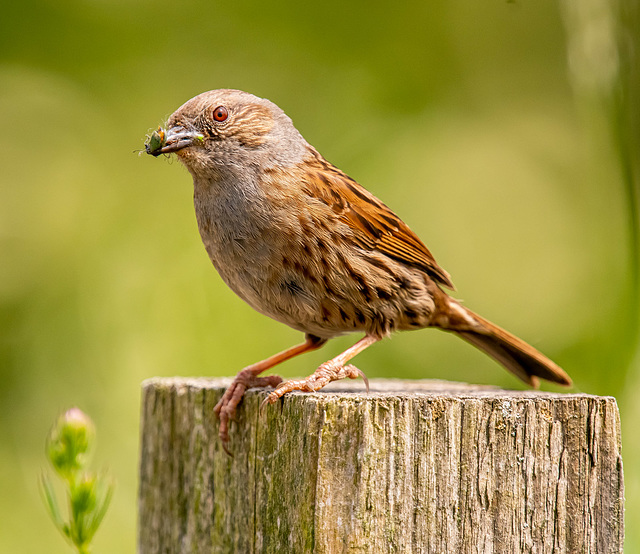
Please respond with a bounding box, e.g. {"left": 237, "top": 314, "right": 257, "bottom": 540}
{"left": 214, "top": 368, "right": 283, "bottom": 455}
{"left": 260, "top": 362, "right": 369, "bottom": 409}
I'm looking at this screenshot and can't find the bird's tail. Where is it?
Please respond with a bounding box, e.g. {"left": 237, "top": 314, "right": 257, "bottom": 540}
{"left": 440, "top": 301, "right": 572, "bottom": 388}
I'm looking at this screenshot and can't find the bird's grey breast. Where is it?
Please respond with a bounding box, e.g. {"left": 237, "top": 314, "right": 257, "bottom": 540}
{"left": 192, "top": 175, "right": 284, "bottom": 311}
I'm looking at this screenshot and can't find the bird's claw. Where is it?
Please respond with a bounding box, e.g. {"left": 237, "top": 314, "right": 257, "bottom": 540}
{"left": 214, "top": 371, "right": 282, "bottom": 456}
{"left": 219, "top": 362, "right": 369, "bottom": 453}
{"left": 258, "top": 363, "right": 369, "bottom": 412}
{"left": 351, "top": 365, "right": 370, "bottom": 393}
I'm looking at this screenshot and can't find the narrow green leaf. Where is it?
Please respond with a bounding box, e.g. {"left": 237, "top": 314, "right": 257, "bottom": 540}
{"left": 90, "top": 479, "right": 115, "bottom": 536}
{"left": 40, "top": 473, "right": 65, "bottom": 532}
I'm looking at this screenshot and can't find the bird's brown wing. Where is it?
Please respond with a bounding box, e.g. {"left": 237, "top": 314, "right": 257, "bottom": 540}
{"left": 301, "top": 165, "right": 454, "bottom": 289}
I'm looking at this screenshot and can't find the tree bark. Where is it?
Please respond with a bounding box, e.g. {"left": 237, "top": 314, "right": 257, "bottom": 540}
{"left": 138, "top": 378, "right": 624, "bottom": 553}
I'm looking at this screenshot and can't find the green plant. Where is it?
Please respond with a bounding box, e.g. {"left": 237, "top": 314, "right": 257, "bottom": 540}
{"left": 40, "top": 408, "right": 114, "bottom": 554}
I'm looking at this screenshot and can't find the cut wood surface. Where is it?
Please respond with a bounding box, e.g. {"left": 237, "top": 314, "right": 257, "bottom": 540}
{"left": 138, "top": 378, "right": 624, "bottom": 553}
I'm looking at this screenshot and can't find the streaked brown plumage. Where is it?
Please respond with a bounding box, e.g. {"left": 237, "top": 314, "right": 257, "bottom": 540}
{"left": 146, "top": 89, "right": 572, "bottom": 453}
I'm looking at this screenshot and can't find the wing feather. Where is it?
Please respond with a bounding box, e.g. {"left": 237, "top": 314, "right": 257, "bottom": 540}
{"left": 301, "top": 159, "right": 454, "bottom": 289}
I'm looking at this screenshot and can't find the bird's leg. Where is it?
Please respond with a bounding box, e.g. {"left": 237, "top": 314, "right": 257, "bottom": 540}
{"left": 214, "top": 333, "right": 326, "bottom": 453}
{"left": 262, "top": 334, "right": 380, "bottom": 406}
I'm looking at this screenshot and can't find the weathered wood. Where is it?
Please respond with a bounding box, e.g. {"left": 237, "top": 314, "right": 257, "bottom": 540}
{"left": 138, "top": 378, "right": 624, "bottom": 553}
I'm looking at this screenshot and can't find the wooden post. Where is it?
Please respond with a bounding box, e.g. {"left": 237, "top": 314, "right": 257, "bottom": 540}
{"left": 138, "top": 378, "right": 624, "bottom": 553}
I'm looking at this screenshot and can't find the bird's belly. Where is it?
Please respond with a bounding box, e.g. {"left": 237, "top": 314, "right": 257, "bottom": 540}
{"left": 202, "top": 236, "right": 349, "bottom": 338}
{"left": 200, "top": 224, "right": 437, "bottom": 340}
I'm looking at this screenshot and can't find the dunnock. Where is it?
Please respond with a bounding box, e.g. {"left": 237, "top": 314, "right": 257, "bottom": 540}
{"left": 146, "top": 89, "right": 572, "bottom": 452}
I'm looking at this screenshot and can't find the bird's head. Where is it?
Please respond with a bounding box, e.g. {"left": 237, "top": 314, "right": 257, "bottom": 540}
{"left": 146, "top": 89, "right": 309, "bottom": 178}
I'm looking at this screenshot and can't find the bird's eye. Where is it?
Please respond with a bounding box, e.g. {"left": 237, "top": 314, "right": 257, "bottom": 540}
{"left": 212, "top": 106, "right": 229, "bottom": 122}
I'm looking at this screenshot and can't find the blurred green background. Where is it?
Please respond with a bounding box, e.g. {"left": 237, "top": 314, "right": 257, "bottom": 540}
{"left": 1, "top": 0, "right": 638, "bottom": 551}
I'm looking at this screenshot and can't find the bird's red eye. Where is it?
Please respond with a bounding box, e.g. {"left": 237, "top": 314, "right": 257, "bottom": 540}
{"left": 212, "top": 106, "right": 228, "bottom": 122}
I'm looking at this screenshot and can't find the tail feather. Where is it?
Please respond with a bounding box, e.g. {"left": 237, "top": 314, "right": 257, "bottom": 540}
{"left": 445, "top": 304, "right": 572, "bottom": 388}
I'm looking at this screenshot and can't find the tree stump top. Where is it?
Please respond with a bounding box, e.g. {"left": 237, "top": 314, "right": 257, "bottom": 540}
{"left": 142, "top": 375, "right": 610, "bottom": 399}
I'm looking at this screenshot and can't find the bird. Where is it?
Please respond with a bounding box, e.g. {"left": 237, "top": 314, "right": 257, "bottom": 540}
{"left": 145, "top": 89, "right": 572, "bottom": 452}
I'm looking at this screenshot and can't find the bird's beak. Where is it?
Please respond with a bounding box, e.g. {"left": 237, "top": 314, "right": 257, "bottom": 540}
{"left": 145, "top": 125, "right": 204, "bottom": 157}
